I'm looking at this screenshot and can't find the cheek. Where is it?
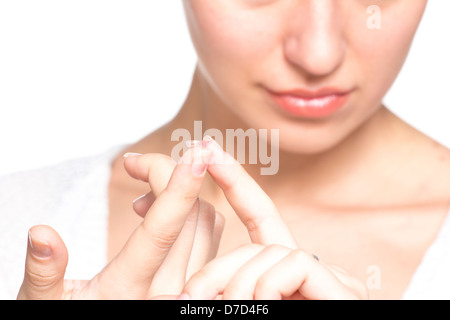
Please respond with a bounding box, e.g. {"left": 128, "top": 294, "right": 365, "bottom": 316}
{"left": 187, "top": 2, "right": 275, "bottom": 61}
{"left": 185, "top": 1, "right": 278, "bottom": 98}
{"left": 352, "top": 2, "right": 426, "bottom": 108}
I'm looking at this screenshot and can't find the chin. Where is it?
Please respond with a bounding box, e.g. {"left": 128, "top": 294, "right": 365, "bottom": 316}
{"left": 247, "top": 115, "right": 349, "bottom": 156}
{"left": 278, "top": 134, "right": 343, "bottom": 156}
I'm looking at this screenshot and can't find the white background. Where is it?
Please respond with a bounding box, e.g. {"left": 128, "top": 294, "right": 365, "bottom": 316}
{"left": 0, "top": 1, "right": 449, "bottom": 176}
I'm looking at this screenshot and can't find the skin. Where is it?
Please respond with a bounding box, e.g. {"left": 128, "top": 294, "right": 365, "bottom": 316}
{"left": 18, "top": 148, "right": 224, "bottom": 299}
{"left": 18, "top": 0, "right": 450, "bottom": 299}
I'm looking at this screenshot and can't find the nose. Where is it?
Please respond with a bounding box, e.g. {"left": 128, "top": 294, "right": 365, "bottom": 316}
{"left": 283, "top": 0, "right": 346, "bottom": 78}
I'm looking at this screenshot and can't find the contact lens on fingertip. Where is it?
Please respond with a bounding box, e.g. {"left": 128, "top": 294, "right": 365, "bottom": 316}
{"left": 185, "top": 139, "right": 211, "bottom": 148}
{"left": 185, "top": 140, "right": 202, "bottom": 148}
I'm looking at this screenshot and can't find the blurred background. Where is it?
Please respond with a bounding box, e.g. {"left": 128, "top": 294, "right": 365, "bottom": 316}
{"left": 0, "top": 1, "right": 449, "bottom": 176}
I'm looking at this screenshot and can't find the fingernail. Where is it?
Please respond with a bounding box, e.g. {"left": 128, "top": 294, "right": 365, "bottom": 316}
{"left": 192, "top": 149, "right": 212, "bottom": 176}
{"left": 203, "top": 135, "right": 227, "bottom": 165}
{"left": 186, "top": 140, "right": 211, "bottom": 149}
{"left": 123, "top": 152, "right": 142, "bottom": 159}
{"left": 28, "top": 231, "right": 52, "bottom": 258}
{"left": 177, "top": 293, "right": 191, "bottom": 300}
{"left": 132, "top": 194, "right": 147, "bottom": 204}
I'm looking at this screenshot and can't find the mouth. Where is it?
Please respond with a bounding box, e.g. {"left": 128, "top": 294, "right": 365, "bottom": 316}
{"left": 266, "top": 87, "right": 353, "bottom": 119}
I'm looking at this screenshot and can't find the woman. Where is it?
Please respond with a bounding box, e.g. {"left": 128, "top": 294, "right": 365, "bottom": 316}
{"left": 2, "top": 0, "right": 449, "bottom": 299}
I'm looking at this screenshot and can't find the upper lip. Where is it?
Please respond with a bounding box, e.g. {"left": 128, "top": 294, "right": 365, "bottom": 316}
{"left": 267, "top": 87, "right": 352, "bottom": 98}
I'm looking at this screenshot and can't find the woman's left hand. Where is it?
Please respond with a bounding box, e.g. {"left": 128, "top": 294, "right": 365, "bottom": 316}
{"left": 181, "top": 243, "right": 367, "bottom": 300}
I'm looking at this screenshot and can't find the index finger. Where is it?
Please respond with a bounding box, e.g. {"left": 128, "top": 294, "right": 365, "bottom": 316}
{"left": 123, "top": 153, "right": 176, "bottom": 196}
{"left": 102, "top": 146, "right": 212, "bottom": 294}
{"left": 204, "top": 136, "right": 298, "bottom": 249}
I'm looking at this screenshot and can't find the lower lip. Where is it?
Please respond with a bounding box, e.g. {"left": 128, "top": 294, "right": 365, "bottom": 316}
{"left": 269, "top": 92, "right": 350, "bottom": 118}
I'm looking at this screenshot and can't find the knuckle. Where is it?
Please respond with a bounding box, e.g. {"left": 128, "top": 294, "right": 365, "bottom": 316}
{"left": 165, "top": 185, "right": 199, "bottom": 203}
{"left": 239, "top": 243, "right": 264, "bottom": 255}
{"left": 290, "top": 249, "right": 312, "bottom": 265}
{"left": 242, "top": 215, "right": 264, "bottom": 234}
{"left": 182, "top": 191, "right": 200, "bottom": 203}
{"left": 179, "top": 188, "right": 198, "bottom": 203}
{"left": 151, "top": 231, "right": 179, "bottom": 252}
{"left": 140, "top": 224, "right": 180, "bottom": 252}
{"left": 242, "top": 213, "right": 276, "bottom": 237}
{"left": 263, "top": 244, "right": 287, "bottom": 254}
{"left": 24, "top": 265, "right": 60, "bottom": 291}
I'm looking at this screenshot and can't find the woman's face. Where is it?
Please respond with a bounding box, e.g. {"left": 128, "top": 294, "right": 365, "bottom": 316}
{"left": 183, "top": 0, "right": 427, "bottom": 154}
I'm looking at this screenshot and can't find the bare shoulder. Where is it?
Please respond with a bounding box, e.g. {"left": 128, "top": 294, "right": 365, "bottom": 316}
{"left": 420, "top": 138, "right": 450, "bottom": 201}
{"left": 399, "top": 119, "right": 450, "bottom": 204}
{"left": 378, "top": 108, "right": 449, "bottom": 207}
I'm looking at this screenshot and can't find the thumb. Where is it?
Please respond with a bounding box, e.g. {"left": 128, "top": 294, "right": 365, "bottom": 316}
{"left": 17, "top": 225, "right": 68, "bottom": 300}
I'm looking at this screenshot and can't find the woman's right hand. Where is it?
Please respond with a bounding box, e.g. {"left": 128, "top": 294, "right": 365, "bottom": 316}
{"left": 17, "top": 145, "right": 224, "bottom": 300}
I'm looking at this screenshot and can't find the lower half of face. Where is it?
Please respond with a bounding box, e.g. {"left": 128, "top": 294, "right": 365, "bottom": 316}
{"left": 183, "top": 0, "right": 427, "bottom": 154}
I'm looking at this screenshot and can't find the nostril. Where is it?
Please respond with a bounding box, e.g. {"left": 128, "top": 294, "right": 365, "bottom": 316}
{"left": 283, "top": 33, "right": 346, "bottom": 77}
